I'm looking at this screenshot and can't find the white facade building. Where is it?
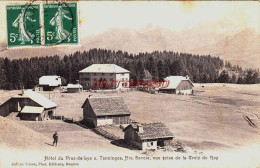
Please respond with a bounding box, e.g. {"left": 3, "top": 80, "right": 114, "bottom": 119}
{"left": 79, "top": 64, "right": 130, "bottom": 90}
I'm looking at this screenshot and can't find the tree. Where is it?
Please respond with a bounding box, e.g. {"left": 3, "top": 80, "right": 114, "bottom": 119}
{"left": 0, "top": 59, "right": 7, "bottom": 89}
{"left": 65, "top": 61, "right": 73, "bottom": 83}
{"left": 237, "top": 76, "right": 244, "bottom": 84}
{"left": 4, "top": 58, "right": 13, "bottom": 89}
{"left": 61, "top": 77, "right": 67, "bottom": 86}
{"left": 1, "top": 48, "right": 258, "bottom": 89}
{"left": 11, "top": 60, "right": 24, "bottom": 90}
{"left": 171, "top": 61, "right": 181, "bottom": 75}
{"left": 157, "top": 60, "right": 165, "bottom": 81}
{"left": 252, "top": 72, "right": 259, "bottom": 84}
{"left": 200, "top": 73, "right": 210, "bottom": 83}
{"left": 27, "top": 70, "right": 37, "bottom": 89}
{"left": 245, "top": 70, "right": 256, "bottom": 84}
{"left": 164, "top": 62, "right": 170, "bottom": 77}
{"left": 146, "top": 57, "right": 158, "bottom": 80}
{"left": 230, "top": 74, "right": 237, "bottom": 83}
{"left": 136, "top": 61, "right": 145, "bottom": 81}
{"left": 218, "top": 70, "right": 229, "bottom": 83}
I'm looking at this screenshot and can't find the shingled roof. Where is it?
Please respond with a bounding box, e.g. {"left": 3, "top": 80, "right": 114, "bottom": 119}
{"left": 124, "top": 122, "right": 174, "bottom": 140}
{"left": 81, "top": 96, "right": 131, "bottom": 116}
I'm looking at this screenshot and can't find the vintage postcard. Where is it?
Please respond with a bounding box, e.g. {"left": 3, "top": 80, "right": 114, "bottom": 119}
{"left": 0, "top": 1, "right": 260, "bottom": 168}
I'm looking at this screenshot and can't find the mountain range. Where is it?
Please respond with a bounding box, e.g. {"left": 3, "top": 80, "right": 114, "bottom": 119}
{"left": 0, "top": 26, "right": 259, "bottom": 68}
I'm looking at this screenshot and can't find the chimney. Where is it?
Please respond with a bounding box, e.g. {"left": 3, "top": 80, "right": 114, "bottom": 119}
{"left": 21, "top": 87, "right": 25, "bottom": 95}
{"left": 137, "top": 124, "right": 143, "bottom": 133}
{"left": 89, "top": 95, "right": 92, "bottom": 98}
{"left": 186, "top": 75, "right": 189, "bottom": 79}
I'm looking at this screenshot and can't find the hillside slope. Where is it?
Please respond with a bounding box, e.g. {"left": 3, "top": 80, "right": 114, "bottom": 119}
{"left": 0, "top": 116, "right": 52, "bottom": 149}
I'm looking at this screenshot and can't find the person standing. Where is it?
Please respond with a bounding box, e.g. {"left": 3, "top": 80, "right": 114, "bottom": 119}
{"left": 53, "top": 131, "right": 58, "bottom": 146}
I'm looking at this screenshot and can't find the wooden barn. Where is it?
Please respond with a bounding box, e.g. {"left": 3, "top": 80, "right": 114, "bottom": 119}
{"left": 0, "top": 90, "right": 57, "bottom": 121}
{"left": 81, "top": 96, "right": 131, "bottom": 127}
{"left": 123, "top": 122, "right": 174, "bottom": 150}
{"left": 159, "top": 76, "right": 194, "bottom": 94}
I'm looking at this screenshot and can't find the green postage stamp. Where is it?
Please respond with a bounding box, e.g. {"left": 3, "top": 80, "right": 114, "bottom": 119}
{"left": 6, "top": 2, "right": 78, "bottom": 47}
{"left": 44, "top": 3, "right": 78, "bottom": 45}
{"left": 6, "top": 5, "right": 41, "bottom": 47}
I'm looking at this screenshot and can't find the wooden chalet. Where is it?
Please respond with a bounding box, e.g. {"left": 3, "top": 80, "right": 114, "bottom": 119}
{"left": 123, "top": 122, "right": 174, "bottom": 150}
{"left": 0, "top": 90, "right": 57, "bottom": 121}
{"left": 81, "top": 96, "right": 131, "bottom": 127}
{"left": 159, "top": 76, "right": 194, "bottom": 94}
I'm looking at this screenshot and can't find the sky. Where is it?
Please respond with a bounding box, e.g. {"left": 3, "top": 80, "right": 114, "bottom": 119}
{"left": 0, "top": 1, "right": 259, "bottom": 43}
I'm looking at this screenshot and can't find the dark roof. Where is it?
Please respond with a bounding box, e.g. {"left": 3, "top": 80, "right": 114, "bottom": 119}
{"left": 81, "top": 96, "right": 131, "bottom": 116}
{"left": 124, "top": 122, "right": 174, "bottom": 140}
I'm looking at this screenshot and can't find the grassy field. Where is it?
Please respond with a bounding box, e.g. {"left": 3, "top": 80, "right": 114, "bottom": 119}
{"left": 0, "top": 83, "right": 260, "bottom": 153}
{"left": 119, "top": 84, "right": 260, "bottom": 151}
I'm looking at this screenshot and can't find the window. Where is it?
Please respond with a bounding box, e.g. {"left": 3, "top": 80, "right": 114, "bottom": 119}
{"left": 110, "top": 74, "right": 113, "bottom": 76}
{"left": 147, "top": 142, "right": 154, "bottom": 147}
{"left": 102, "top": 73, "right": 105, "bottom": 75}
{"left": 81, "top": 78, "right": 90, "bottom": 81}
{"left": 93, "top": 73, "right": 97, "bottom": 76}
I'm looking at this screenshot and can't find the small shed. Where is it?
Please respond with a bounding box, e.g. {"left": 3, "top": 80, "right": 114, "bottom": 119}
{"left": 159, "top": 76, "right": 194, "bottom": 94}
{"left": 39, "top": 75, "right": 61, "bottom": 91}
{"left": 67, "top": 84, "right": 83, "bottom": 93}
{"left": 81, "top": 96, "right": 131, "bottom": 127}
{"left": 123, "top": 122, "right": 174, "bottom": 150}
{"left": 0, "top": 90, "right": 57, "bottom": 121}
